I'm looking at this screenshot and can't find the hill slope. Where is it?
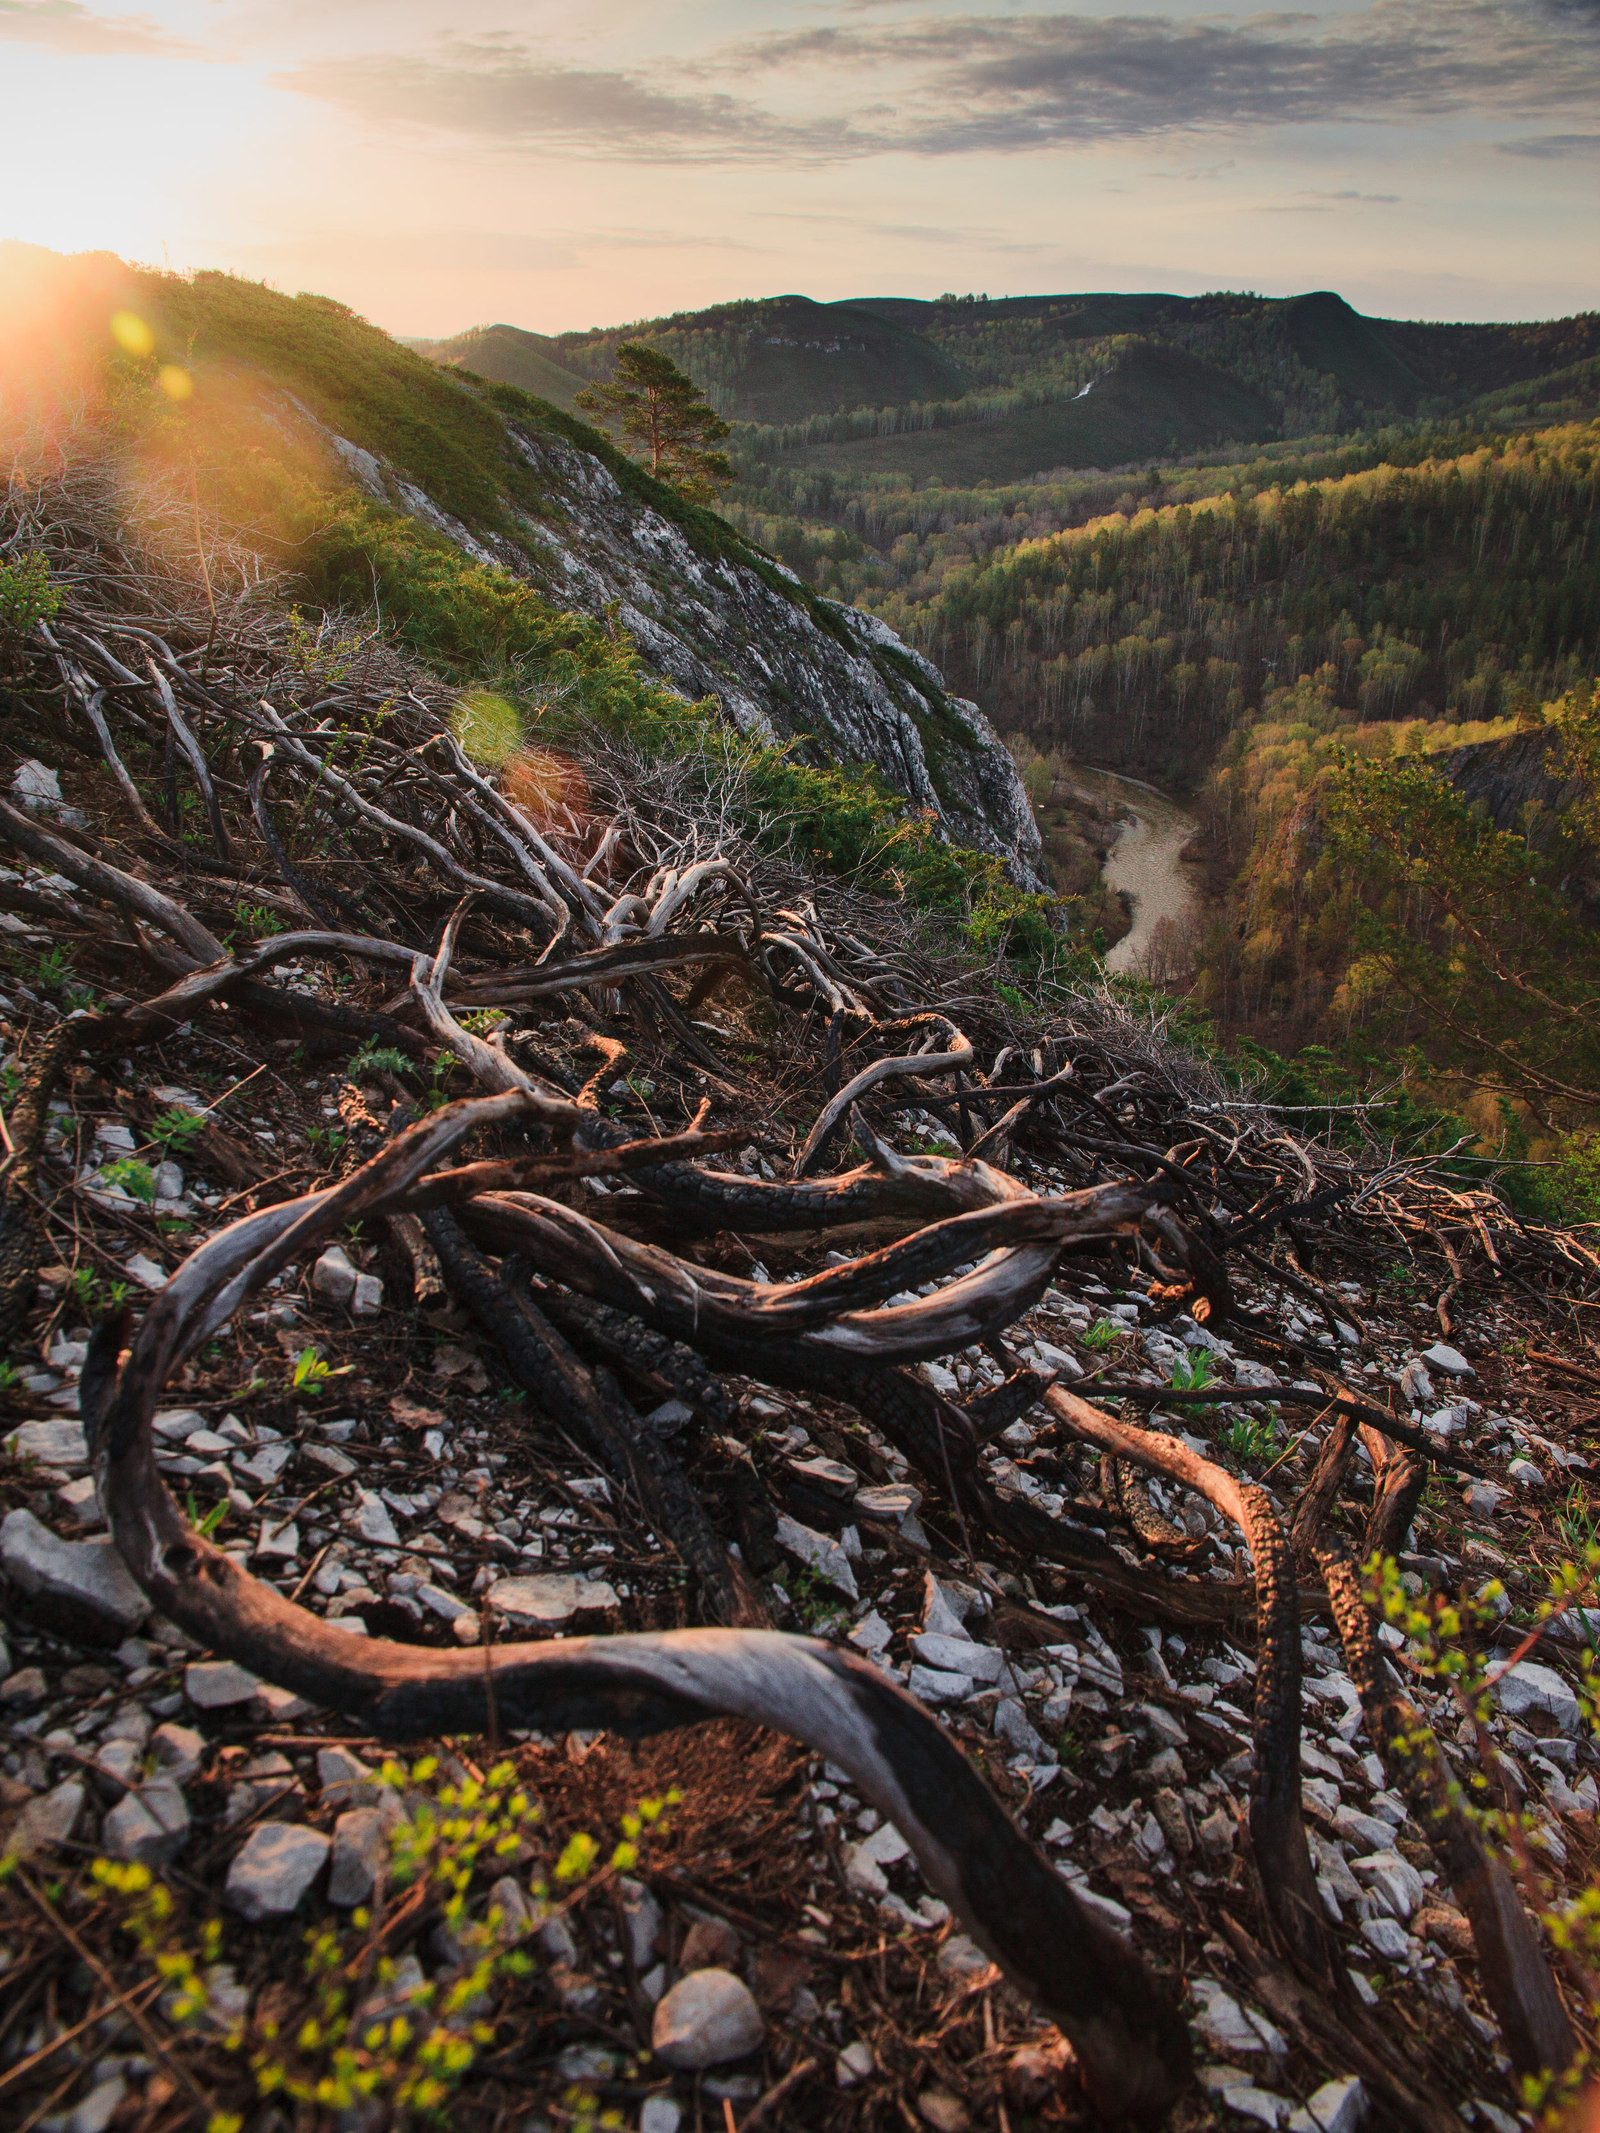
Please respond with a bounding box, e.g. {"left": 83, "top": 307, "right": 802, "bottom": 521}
{"left": 406, "top": 322, "right": 591, "bottom": 412}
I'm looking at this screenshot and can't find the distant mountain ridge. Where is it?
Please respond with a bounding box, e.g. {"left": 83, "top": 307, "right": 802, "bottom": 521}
{"left": 412, "top": 287, "right": 1600, "bottom": 487}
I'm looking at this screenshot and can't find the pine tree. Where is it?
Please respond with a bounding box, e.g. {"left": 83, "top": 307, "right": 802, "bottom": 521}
{"left": 575, "top": 344, "right": 733, "bottom": 504}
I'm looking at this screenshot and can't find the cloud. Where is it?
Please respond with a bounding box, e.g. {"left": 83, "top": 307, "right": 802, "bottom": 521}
{"left": 276, "top": 2, "right": 1600, "bottom": 165}
{"left": 0, "top": 0, "right": 193, "bottom": 55}
{"left": 1498, "top": 130, "right": 1600, "bottom": 155}
{"left": 274, "top": 39, "right": 859, "bottom": 162}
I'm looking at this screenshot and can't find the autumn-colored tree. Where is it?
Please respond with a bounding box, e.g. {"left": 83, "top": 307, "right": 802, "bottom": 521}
{"left": 575, "top": 344, "right": 733, "bottom": 505}
{"left": 1323, "top": 682, "right": 1600, "bottom": 1117}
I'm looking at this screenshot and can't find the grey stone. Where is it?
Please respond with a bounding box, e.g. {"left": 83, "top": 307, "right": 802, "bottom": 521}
{"left": 311, "top": 1246, "right": 358, "bottom": 1305}
{"left": 773, "top": 1514, "right": 858, "bottom": 1600}
{"left": 351, "top": 1273, "right": 384, "bottom": 1318}
{"left": 150, "top": 1723, "right": 204, "bottom": 1783}
{"left": 328, "top": 1808, "right": 387, "bottom": 1905}
{"left": 640, "top": 2098, "right": 682, "bottom": 2133}
{"left": 1333, "top": 1804, "right": 1398, "bottom": 1852}
{"left": 618, "top": 1877, "right": 663, "bottom": 1968}
{"left": 1507, "top": 1458, "right": 1545, "bottom": 1490}
{"left": 185, "top": 1660, "right": 259, "bottom": 1709}
{"left": 0, "top": 1509, "right": 148, "bottom": 1633}
{"left": 652, "top": 1968, "right": 765, "bottom": 2069}
{"left": 1423, "top": 1343, "right": 1472, "bottom": 1376}
{"left": 348, "top": 1490, "right": 400, "bottom": 1548}
{"left": 937, "top": 1934, "right": 995, "bottom": 1979}
{"left": 317, "top": 1746, "right": 382, "bottom": 1808}
{"left": 7, "top": 1779, "right": 84, "bottom": 1858}
{"left": 103, "top": 1778, "right": 190, "bottom": 1865}
{"left": 836, "top": 2039, "right": 875, "bottom": 2086}
{"left": 226, "top": 1822, "right": 331, "bottom": 1919}
{"left": 487, "top": 1874, "right": 534, "bottom": 1939}
{"left": 4, "top": 1419, "right": 89, "bottom": 1471}
{"left": 1493, "top": 1658, "right": 1581, "bottom": 1735}
{"left": 1360, "top": 1915, "right": 1412, "bottom": 1961}
{"left": 994, "top": 1697, "right": 1051, "bottom": 1763}
{"left": 922, "top": 1574, "right": 970, "bottom": 1639}
{"left": 1197, "top": 2071, "right": 1289, "bottom": 2129}
{"left": 913, "top": 1632, "right": 1004, "bottom": 1681}
{"left": 1, "top": 1665, "right": 47, "bottom": 1704}
{"left": 844, "top": 1820, "right": 910, "bottom": 1895}
{"left": 486, "top": 1573, "right": 621, "bottom": 1632}
{"left": 152, "top": 1409, "right": 210, "bottom": 1441}
{"left": 1288, "top": 2077, "right": 1368, "bottom": 2133}
{"left": 1351, "top": 1849, "right": 1425, "bottom": 1921}
{"left": 1190, "top": 1982, "right": 1287, "bottom": 2057}
{"left": 63, "top": 2075, "right": 126, "bottom": 2133}
{"left": 908, "top": 1663, "right": 974, "bottom": 1705}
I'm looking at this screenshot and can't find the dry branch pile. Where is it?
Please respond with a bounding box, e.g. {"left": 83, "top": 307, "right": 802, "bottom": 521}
{"left": 1, "top": 461, "right": 1598, "bottom": 2133}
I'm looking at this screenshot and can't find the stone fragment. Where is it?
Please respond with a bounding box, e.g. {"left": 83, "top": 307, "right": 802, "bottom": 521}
{"left": 0, "top": 1508, "right": 148, "bottom": 1635}
{"left": 618, "top": 1877, "right": 663, "bottom": 1968}
{"left": 185, "top": 1660, "right": 259, "bottom": 1709}
{"left": 917, "top": 2088, "right": 970, "bottom": 2133}
{"left": 1422, "top": 1343, "right": 1472, "bottom": 1376}
{"left": 652, "top": 1968, "right": 764, "bottom": 2069}
{"left": 488, "top": 1875, "right": 534, "bottom": 1938}
{"left": 853, "top": 1483, "right": 921, "bottom": 1523}
{"left": 103, "top": 1777, "right": 190, "bottom": 1865}
{"left": 7, "top": 1779, "right": 84, "bottom": 1858}
{"left": 1414, "top": 1902, "right": 1474, "bottom": 1957}
{"left": 1333, "top": 1804, "right": 1400, "bottom": 1852}
{"left": 849, "top": 1608, "right": 892, "bottom": 1656}
{"left": 913, "top": 1632, "right": 1005, "bottom": 1681}
{"left": 317, "top": 1746, "right": 382, "bottom": 1808}
{"left": 640, "top": 2098, "right": 682, "bottom": 2133}
{"left": 311, "top": 1246, "right": 358, "bottom": 1305}
{"left": 836, "top": 2039, "right": 875, "bottom": 2087}
{"left": 844, "top": 1820, "right": 910, "bottom": 1894}
{"left": 922, "top": 1573, "right": 970, "bottom": 1638}
{"left": 1197, "top": 1806, "right": 1236, "bottom": 1861}
{"left": 994, "top": 1698, "right": 1051, "bottom": 1762}
{"left": 937, "top": 1935, "right": 995, "bottom": 1980}
{"left": 56, "top": 1476, "right": 104, "bottom": 1528}
{"left": 1360, "top": 1915, "right": 1411, "bottom": 1961}
{"left": 349, "top": 1490, "right": 401, "bottom": 1548}
{"left": 329, "top": 1807, "right": 388, "bottom": 1904}
{"left": 485, "top": 1573, "right": 621, "bottom": 1633}
{"left": 1351, "top": 1849, "right": 1424, "bottom": 1921}
{"left": 1398, "top": 1360, "right": 1433, "bottom": 1406}
{"left": 150, "top": 1723, "right": 205, "bottom": 1783}
{"left": 1288, "top": 2077, "right": 1368, "bottom": 2133}
{"left": 1198, "top": 2070, "right": 1289, "bottom": 2128}
{"left": 352, "top": 1272, "right": 384, "bottom": 1318}
{"left": 789, "top": 1454, "right": 857, "bottom": 1496}
{"left": 4, "top": 1419, "right": 89, "bottom": 1471}
{"left": 13, "top": 758, "right": 63, "bottom": 810}
{"left": 908, "top": 1664, "right": 973, "bottom": 1705}
{"left": 773, "top": 1513, "right": 858, "bottom": 1600}
{"left": 1507, "top": 1458, "right": 1545, "bottom": 1490}
{"left": 226, "top": 1822, "right": 331, "bottom": 1919}
{"left": 1, "top": 1665, "right": 47, "bottom": 1704}
{"left": 1190, "top": 1982, "right": 1287, "bottom": 2057}
{"left": 1493, "top": 1658, "right": 1581, "bottom": 1735}
{"left": 124, "top": 1254, "right": 166, "bottom": 1291}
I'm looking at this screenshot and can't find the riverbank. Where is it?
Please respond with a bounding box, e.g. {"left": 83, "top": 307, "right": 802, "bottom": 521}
{"left": 1066, "top": 767, "right": 1203, "bottom": 975}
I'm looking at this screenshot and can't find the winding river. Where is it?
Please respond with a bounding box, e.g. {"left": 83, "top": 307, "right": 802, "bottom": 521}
{"left": 1067, "top": 767, "right": 1202, "bottom": 975}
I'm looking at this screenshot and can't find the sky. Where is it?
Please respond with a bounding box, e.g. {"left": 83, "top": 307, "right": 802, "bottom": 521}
{"left": 1, "top": 0, "right": 1596, "bottom": 336}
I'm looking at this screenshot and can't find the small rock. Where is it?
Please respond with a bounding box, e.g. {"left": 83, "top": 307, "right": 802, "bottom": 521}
{"left": 185, "top": 1660, "right": 260, "bottom": 1709}
{"left": 993, "top": 1697, "right": 1050, "bottom": 1763}
{"left": 1507, "top": 1458, "right": 1545, "bottom": 1490}
{"left": 848, "top": 1608, "right": 893, "bottom": 1656}
{"left": 1351, "top": 1849, "right": 1424, "bottom": 1921}
{"left": 908, "top": 1663, "right": 974, "bottom": 1705}
{"left": 311, "top": 1246, "right": 358, "bottom": 1305}
{"left": 1333, "top": 1804, "right": 1396, "bottom": 1852}
{"left": 55, "top": 1476, "right": 104, "bottom": 1528}
{"left": 1423, "top": 1343, "right": 1472, "bottom": 1376}
{"left": 1413, "top": 1902, "right": 1474, "bottom": 1957}
{"left": 618, "top": 1877, "right": 663, "bottom": 1968}
{"left": 317, "top": 1746, "right": 382, "bottom": 1808}
{"left": 844, "top": 1820, "right": 910, "bottom": 1895}
{"left": 103, "top": 1777, "right": 190, "bottom": 1865}
{"left": 640, "top": 2098, "right": 682, "bottom": 2133}
{"left": 351, "top": 1272, "right": 384, "bottom": 1318}
{"left": 680, "top": 1917, "right": 740, "bottom": 1971}
{"left": 773, "top": 1513, "right": 858, "bottom": 1601}
{"left": 1493, "top": 1658, "right": 1581, "bottom": 1735}
{"left": 348, "top": 1490, "right": 401, "bottom": 1548}
{"left": 328, "top": 1807, "right": 388, "bottom": 1905}
{"left": 836, "top": 2039, "right": 875, "bottom": 2086}
{"left": 63, "top": 2075, "right": 126, "bottom": 2133}
{"left": 150, "top": 1723, "right": 205, "bottom": 1783}
{"left": 937, "top": 1934, "right": 996, "bottom": 1980}
{"left": 0, "top": 1509, "right": 148, "bottom": 1636}
{"left": 1288, "top": 2076, "right": 1368, "bottom": 2133}
{"left": 1195, "top": 1808, "right": 1236, "bottom": 1867}
{"left": 486, "top": 1573, "right": 621, "bottom": 1633}
{"left": 652, "top": 1968, "right": 764, "bottom": 2069}
{"left": 917, "top": 2088, "right": 970, "bottom": 2133}
{"left": 4, "top": 1419, "right": 90, "bottom": 1471}
{"left": 1191, "top": 1981, "right": 1287, "bottom": 2057}
{"left": 488, "top": 1874, "right": 534, "bottom": 1938}
{"left": 12, "top": 758, "right": 63, "bottom": 811}
{"left": 7, "top": 1779, "right": 84, "bottom": 1858}
{"left": 226, "top": 1822, "right": 331, "bottom": 1919}
{"left": 1398, "top": 1360, "right": 1433, "bottom": 1405}
{"left": 1360, "top": 1915, "right": 1412, "bottom": 1962}
{"left": 123, "top": 1253, "right": 166, "bottom": 1291}
{"left": 913, "top": 1632, "right": 1005, "bottom": 1681}
{"left": 1198, "top": 2071, "right": 1290, "bottom": 2129}
{"left": 1, "top": 1665, "right": 48, "bottom": 1704}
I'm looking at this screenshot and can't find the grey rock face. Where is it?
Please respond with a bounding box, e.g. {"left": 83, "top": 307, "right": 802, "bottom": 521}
{"left": 313, "top": 404, "right": 1041, "bottom": 884}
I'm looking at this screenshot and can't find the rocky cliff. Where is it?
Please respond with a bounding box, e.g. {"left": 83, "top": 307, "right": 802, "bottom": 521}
{"left": 316, "top": 397, "right": 1044, "bottom": 888}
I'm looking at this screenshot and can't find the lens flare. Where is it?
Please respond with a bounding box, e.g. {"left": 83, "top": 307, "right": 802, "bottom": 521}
{"left": 110, "top": 310, "right": 154, "bottom": 359}
{"left": 503, "top": 748, "right": 585, "bottom": 823}
{"left": 157, "top": 365, "right": 194, "bottom": 401}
